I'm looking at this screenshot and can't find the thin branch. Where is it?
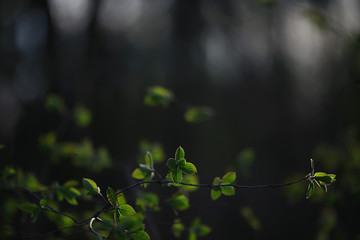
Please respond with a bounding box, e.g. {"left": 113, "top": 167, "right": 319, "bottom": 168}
{"left": 89, "top": 217, "right": 103, "bottom": 240}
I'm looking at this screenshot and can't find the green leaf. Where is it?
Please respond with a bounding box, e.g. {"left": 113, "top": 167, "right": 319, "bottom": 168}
{"left": 320, "top": 184, "right": 328, "bottom": 192}
{"left": 0, "top": 144, "right": 5, "bottom": 150}
{"left": 82, "top": 178, "right": 100, "bottom": 195}
{"left": 176, "top": 159, "right": 186, "bottom": 167}
{"left": 188, "top": 231, "right": 196, "bottom": 240}
{"left": 172, "top": 169, "right": 183, "bottom": 183}
{"left": 144, "top": 151, "right": 153, "bottom": 169}
{"left": 118, "top": 213, "right": 144, "bottom": 232}
{"left": 45, "top": 94, "right": 66, "bottom": 114}
{"left": 63, "top": 180, "right": 78, "bottom": 188}
{"left": 175, "top": 146, "right": 185, "bottom": 160}
{"left": 136, "top": 192, "right": 160, "bottom": 212}
{"left": 306, "top": 182, "right": 314, "bottom": 199}
{"left": 179, "top": 174, "right": 199, "bottom": 192}
{"left": 237, "top": 148, "right": 255, "bottom": 176}
{"left": 184, "top": 106, "right": 214, "bottom": 123}
{"left": 130, "top": 230, "right": 150, "bottom": 240}
{"left": 170, "top": 195, "right": 190, "bottom": 211}
{"left": 74, "top": 106, "right": 92, "bottom": 127}
{"left": 221, "top": 172, "right": 236, "bottom": 184}
{"left": 314, "top": 172, "right": 332, "bottom": 184}
{"left": 211, "top": 187, "right": 221, "bottom": 200}
{"left": 172, "top": 219, "right": 184, "bottom": 238}
{"left": 220, "top": 186, "right": 235, "bottom": 196}
{"left": 19, "top": 203, "right": 41, "bottom": 222}
{"left": 166, "top": 158, "right": 178, "bottom": 171}
{"left": 39, "top": 199, "right": 47, "bottom": 208}
{"left": 191, "top": 218, "right": 211, "bottom": 236}
{"left": 118, "top": 204, "right": 136, "bottom": 217}
{"left": 19, "top": 202, "right": 38, "bottom": 214}
{"left": 179, "top": 162, "right": 197, "bottom": 174}
{"left": 62, "top": 187, "right": 81, "bottom": 205}
{"left": 138, "top": 140, "right": 165, "bottom": 163}
{"left": 107, "top": 187, "right": 118, "bottom": 206}
{"left": 132, "top": 168, "right": 149, "bottom": 180}
{"left": 144, "top": 86, "right": 173, "bottom": 107}
{"left": 212, "top": 177, "right": 221, "bottom": 185}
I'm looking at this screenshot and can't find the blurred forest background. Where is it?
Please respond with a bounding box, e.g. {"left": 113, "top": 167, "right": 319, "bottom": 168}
{"left": 1, "top": 0, "right": 360, "bottom": 239}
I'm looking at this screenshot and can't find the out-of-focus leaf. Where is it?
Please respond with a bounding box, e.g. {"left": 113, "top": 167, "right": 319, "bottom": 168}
{"left": 237, "top": 148, "right": 255, "bottom": 176}
{"left": 180, "top": 174, "right": 199, "bottom": 192}
{"left": 18, "top": 202, "right": 41, "bottom": 222}
{"left": 304, "top": 8, "right": 328, "bottom": 31}
{"left": 138, "top": 140, "right": 165, "bottom": 163}
{"left": 170, "top": 195, "right": 189, "bottom": 211}
{"left": 240, "top": 206, "right": 261, "bottom": 231}
{"left": 136, "top": 192, "right": 160, "bottom": 212}
{"left": 132, "top": 168, "right": 149, "bottom": 180}
{"left": 45, "top": 94, "right": 66, "bottom": 113}
{"left": 144, "top": 86, "right": 173, "bottom": 107}
{"left": 144, "top": 152, "right": 153, "bottom": 169}
{"left": 190, "top": 218, "right": 211, "bottom": 237}
{"left": 130, "top": 230, "right": 150, "bottom": 240}
{"left": 172, "top": 219, "right": 184, "bottom": 238}
{"left": 74, "top": 106, "right": 92, "bottom": 127}
{"left": 184, "top": 106, "right": 214, "bottom": 123}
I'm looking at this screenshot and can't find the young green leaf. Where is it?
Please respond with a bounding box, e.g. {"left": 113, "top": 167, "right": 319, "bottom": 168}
{"left": 175, "top": 146, "right": 185, "bottom": 160}
{"left": 184, "top": 106, "right": 214, "bottom": 123}
{"left": 306, "top": 182, "right": 314, "bottom": 199}
{"left": 82, "top": 178, "right": 100, "bottom": 195}
{"left": 211, "top": 187, "right": 221, "bottom": 200}
{"left": 18, "top": 203, "right": 41, "bottom": 222}
{"left": 220, "top": 186, "right": 235, "bottom": 196}
{"left": 221, "top": 172, "right": 236, "bottom": 184}
{"left": 314, "top": 172, "right": 332, "bottom": 184}
{"left": 172, "top": 169, "right": 183, "bottom": 183}
{"left": 179, "top": 162, "right": 197, "bottom": 174}
{"left": 118, "top": 204, "right": 136, "bottom": 217}
{"left": 132, "top": 168, "right": 149, "bottom": 180}
{"left": 107, "top": 187, "right": 118, "bottom": 206}
{"left": 166, "top": 158, "right": 178, "bottom": 171}
{"left": 144, "top": 151, "right": 153, "bottom": 169}
{"left": 130, "top": 230, "right": 150, "bottom": 240}
{"left": 170, "top": 195, "right": 190, "bottom": 211}
{"left": 212, "top": 177, "right": 221, "bottom": 185}
{"left": 176, "top": 159, "right": 186, "bottom": 167}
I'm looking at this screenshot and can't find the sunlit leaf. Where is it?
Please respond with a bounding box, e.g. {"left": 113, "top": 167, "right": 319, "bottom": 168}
{"left": 211, "top": 187, "right": 221, "bottom": 200}
{"left": 221, "top": 172, "right": 236, "bottom": 184}
{"left": 144, "top": 152, "right": 153, "bottom": 169}
{"left": 82, "top": 178, "right": 100, "bottom": 195}
{"left": 179, "top": 162, "right": 197, "bottom": 174}
{"left": 132, "top": 168, "right": 149, "bottom": 180}
{"left": 180, "top": 175, "right": 199, "bottom": 192}
{"left": 220, "top": 186, "right": 235, "bottom": 196}
{"left": 172, "top": 169, "right": 183, "bottom": 183}
{"left": 118, "top": 204, "right": 136, "bottom": 217}
{"left": 314, "top": 172, "right": 332, "bottom": 184}
{"left": 138, "top": 140, "right": 165, "bottom": 163}
{"left": 175, "top": 146, "right": 185, "bottom": 160}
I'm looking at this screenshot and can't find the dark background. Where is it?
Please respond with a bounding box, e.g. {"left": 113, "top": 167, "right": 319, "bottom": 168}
{"left": 1, "top": 0, "right": 360, "bottom": 239}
